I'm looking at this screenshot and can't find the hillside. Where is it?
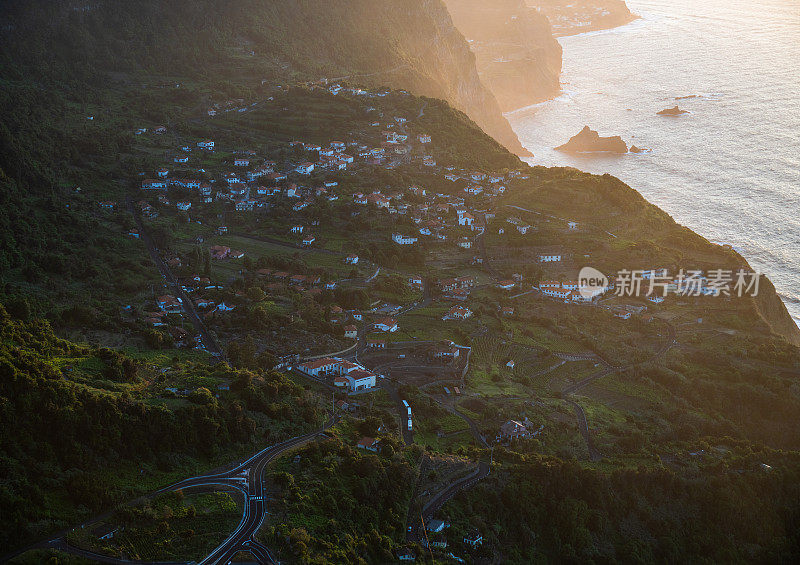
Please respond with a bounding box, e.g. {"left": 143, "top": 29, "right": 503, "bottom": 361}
{"left": 443, "top": 0, "right": 563, "bottom": 111}
{"left": 0, "top": 0, "right": 528, "bottom": 157}
{"left": 3, "top": 1, "right": 800, "bottom": 563}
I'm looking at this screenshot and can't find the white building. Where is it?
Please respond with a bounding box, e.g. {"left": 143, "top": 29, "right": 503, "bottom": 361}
{"left": 335, "top": 369, "right": 376, "bottom": 392}
{"left": 295, "top": 162, "right": 315, "bottom": 175}
{"left": 539, "top": 253, "right": 562, "bottom": 263}
{"left": 392, "top": 233, "right": 418, "bottom": 245}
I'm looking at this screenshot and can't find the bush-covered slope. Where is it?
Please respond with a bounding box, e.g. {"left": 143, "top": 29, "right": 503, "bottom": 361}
{"left": 0, "top": 304, "right": 323, "bottom": 549}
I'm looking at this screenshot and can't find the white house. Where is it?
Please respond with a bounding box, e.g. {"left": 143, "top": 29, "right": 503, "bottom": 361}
{"left": 500, "top": 420, "right": 531, "bottom": 440}
{"left": 337, "top": 368, "right": 376, "bottom": 392}
{"left": 345, "top": 254, "right": 359, "bottom": 264}
{"left": 291, "top": 225, "right": 304, "bottom": 234}
{"left": 570, "top": 291, "right": 592, "bottom": 303}
{"left": 392, "top": 233, "right": 418, "bottom": 245}
{"left": 464, "top": 531, "right": 483, "bottom": 548}
{"left": 197, "top": 140, "right": 214, "bottom": 150}
{"left": 539, "top": 253, "right": 562, "bottom": 263}
{"left": 542, "top": 288, "right": 571, "bottom": 300}
{"left": 295, "top": 162, "right": 315, "bottom": 175}
{"left": 458, "top": 212, "right": 475, "bottom": 227}
{"left": 297, "top": 358, "right": 340, "bottom": 377}
{"left": 344, "top": 325, "right": 358, "bottom": 339}
{"left": 141, "top": 179, "right": 167, "bottom": 190}
{"left": 443, "top": 306, "right": 472, "bottom": 320}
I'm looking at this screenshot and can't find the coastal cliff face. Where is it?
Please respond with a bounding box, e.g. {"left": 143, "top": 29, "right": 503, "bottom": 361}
{"left": 0, "top": 0, "right": 530, "bottom": 157}
{"left": 442, "top": 0, "right": 563, "bottom": 112}
{"left": 754, "top": 279, "right": 800, "bottom": 346}
{"left": 243, "top": 0, "right": 532, "bottom": 156}
{"left": 340, "top": 0, "right": 533, "bottom": 156}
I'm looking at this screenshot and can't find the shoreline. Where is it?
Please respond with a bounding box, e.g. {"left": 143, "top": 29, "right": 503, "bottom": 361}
{"left": 551, "top": 13, "right": 640, "bottom": 39}
{"left": 504, "top": 13, "right": 644, "bottom": 119}
{"left": 505, "top": 6, "right": 800, "bottom": 332}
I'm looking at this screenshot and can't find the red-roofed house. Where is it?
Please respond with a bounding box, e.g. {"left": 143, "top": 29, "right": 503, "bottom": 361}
{"left": 356, "top": 437, "right": 380, "bottom": 452}
{"left": 374, "top": 318, "right": 398, "bottom": 332}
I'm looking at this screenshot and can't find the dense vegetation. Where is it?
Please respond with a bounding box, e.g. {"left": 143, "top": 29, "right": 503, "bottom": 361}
{"left": 0, "top": 303, "right": 323, "bottom": 549}
{"left": 448, "top": 452, "right": 800, "bottom": 562}
{"left": 263, "top": 435, "right": 419, "bottom": 564}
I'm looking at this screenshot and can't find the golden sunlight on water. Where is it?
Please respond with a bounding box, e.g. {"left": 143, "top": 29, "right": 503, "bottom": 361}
{"left": 509, "top": 0, "right": 800, "bottom": 325}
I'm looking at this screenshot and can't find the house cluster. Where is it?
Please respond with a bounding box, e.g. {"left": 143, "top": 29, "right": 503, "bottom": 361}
{"left": 295, "top": 357, "right": 378, "bottom": 392}
{"left": 311, "top": 79, "right": 392, "bottom": 100}
{"left": 438, "top": 275, "right": 476, "bottom": 301}
{"left": 136, "top": 135, "right": 346, "bottom": 214}
{"left": 443, "top": 168, "right": 528, "bottom": 198}
{"left": 180, "top": 275, "right": 236, "bottom": 318}
{"left": 539, "top": 280, "right": 600, "bottom": 303}
{"left": 139, "top": 294, "right": 199, "bottom": 348}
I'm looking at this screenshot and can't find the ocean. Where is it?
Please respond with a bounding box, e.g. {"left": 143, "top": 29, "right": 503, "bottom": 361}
{"left": 508, "top": 0, "right": 800, "bottom": 327}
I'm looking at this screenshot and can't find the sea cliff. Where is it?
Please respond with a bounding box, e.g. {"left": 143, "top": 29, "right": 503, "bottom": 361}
{"left": 443, "top": 0, "right": 563, "bottom": 111}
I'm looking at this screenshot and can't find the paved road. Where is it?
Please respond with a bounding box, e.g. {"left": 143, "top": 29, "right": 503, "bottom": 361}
{"left": 128, "top": 199, "right": 226, "bottom": 359}
{"left": 566, "top": 400, "right": 603, "bottom": 461}
{"left": 35, "top": 420, "right": 336, "bottom": 565}
{"left": 379, "top": 380, "right": 414, "bottom": 445}
{"left": 562, "top": 320, "right": 677, "bottom": 459}
{"left": 406, "top": 461, "right": 490, "bottom": 544}
{"left": 199, "top": 417, "right": 338, "bottom": 564}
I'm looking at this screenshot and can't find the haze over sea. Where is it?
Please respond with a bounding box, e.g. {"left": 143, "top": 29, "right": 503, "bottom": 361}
{"left": 509, "top": 0, "right": 800, "bottom": 326}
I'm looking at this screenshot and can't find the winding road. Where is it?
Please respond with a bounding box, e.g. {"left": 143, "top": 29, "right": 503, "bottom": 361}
{"left": 32, "top": 419, "right": 337, "bottom": 565}
{"left": 561, "top": 320, "right": 677, "bottom": 460}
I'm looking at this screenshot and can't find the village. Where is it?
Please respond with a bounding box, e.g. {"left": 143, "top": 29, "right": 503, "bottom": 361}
{"left": 93, "top": 80, "right": 738, "bottom": 562}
